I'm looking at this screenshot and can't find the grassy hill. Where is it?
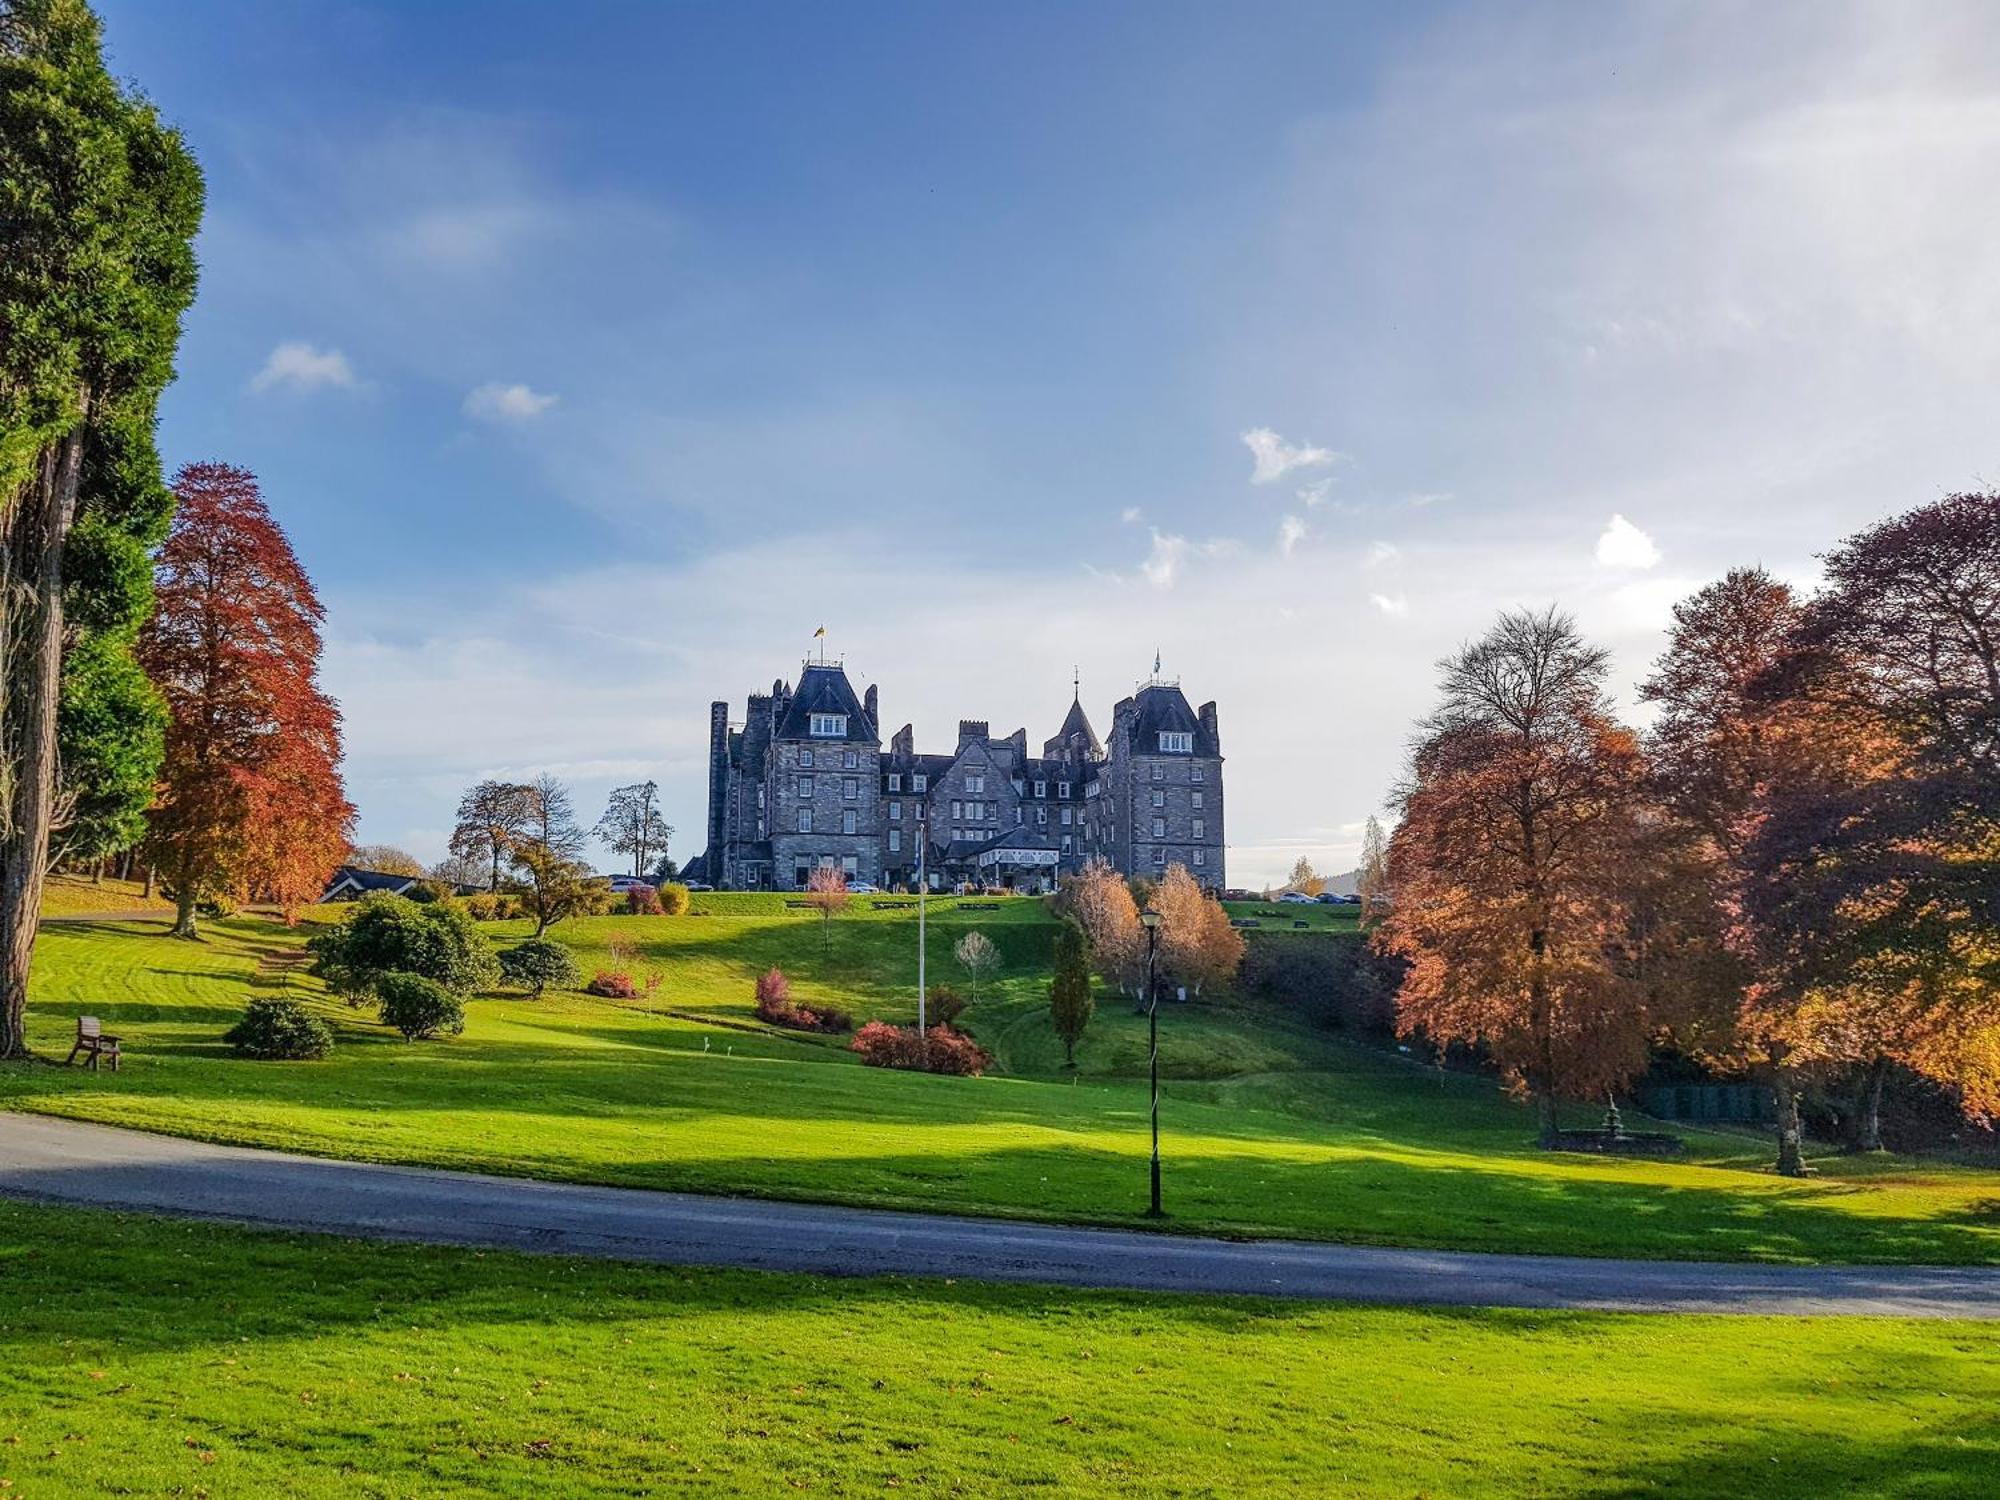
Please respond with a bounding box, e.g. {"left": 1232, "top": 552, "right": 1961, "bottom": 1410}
{"left": 5, "top": 896, "right": 1999, "bottom": 1264}
{"left": 4, "top": 1199, "right": 1996, "bottom": 1499}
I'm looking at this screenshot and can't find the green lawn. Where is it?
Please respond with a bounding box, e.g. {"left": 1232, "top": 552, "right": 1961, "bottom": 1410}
{"left": 5, "top": 901, "right": 2000, "bottom": 1264}
{"left": 36, "top": 872, "right": 174, "bottom": 918}
{"left": 1, "top": 1201, "right": 1995, "bottom": 1499}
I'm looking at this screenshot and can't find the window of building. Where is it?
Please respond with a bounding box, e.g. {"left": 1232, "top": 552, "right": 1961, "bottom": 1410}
{"left": 1191, "top": 765, "right": 1205, "bottom": 783}
{"left": 888, "top": 801, "right": 902, "bottom": 821}
{"left": 966, "top": 774, "right": 984, "bottom": 794}
{"left": 953, "top": 827, "right": 964, "bottom": 841}
{"left": 951, "top": 799, "right": 963, "bottom": 819}
{"left": 1193, "top": 848, "right": 1205, "bottom": 867}
{"left": 842, "top": 855, "right": 858, "bottom": 876}
{"left": 912, "top": 773, "right": 927, "bottom": 792}
{"left": 799, "top": 749, "right": 814, "bottom": 768}
{"left": 1150, "top": 763, "right": 1163, "bottom": 781}
{"left": 1033, "top": 779, "right": 1047, "bottom": 798}
{"left": 843, "top": 749, "right": 858, "bottom": 769}
{"left": 842, "top": 810, "right": 857, "bottom": 834}
{"left": 1062, "top": 834, "right": 1073, "bottom": 853}
{"left": 1060, "top": 807, "right": 1072, "bottom": 826}
{"left": 1192, "top": 790, "right": 1204, "bottom": 811}
{"left": 797, "top": 809, "right": 812, "bottom": 833}
{"left": 1151, "top": 816, "right": 1166, "bottom": 838}
{"left": 843, "top": 777, "right": 858, "bottom": 799}
{"left": 1153, "top": 846, "right": 1166, "bottom": 866}
{"left": 1193, "top": 819, "right": 1205, "bottom": 839}
{"left": 888, "top": 827, "right": 901, "bottom": 852}
{"left": 1037, "top": 808, "right": 1047, "bottom": 828}
{"left": 887, "top": 772, "right": 901, "bottom": 792}
{"left": 1058, "top": 781, "right": 1070, "bottom": 798}
{"left": 1159, "top": 730, "right": 1193, "bottom": 753}
{"left": 810, "top": 713, "right": 848, "bottom": 738}
{"left": 798, "top": 775, "right": 814, "bottom": 797}
{"left": 1151, "top": 788, "right": 1165, "bottom": 808}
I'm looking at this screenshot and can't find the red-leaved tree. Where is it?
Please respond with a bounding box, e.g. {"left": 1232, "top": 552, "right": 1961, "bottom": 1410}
{"left": 140, "top": 463, "right": 352, "bottom": 934}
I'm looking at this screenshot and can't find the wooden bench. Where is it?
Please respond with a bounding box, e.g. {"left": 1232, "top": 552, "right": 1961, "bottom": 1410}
{"left": 67, "top": 1015, "right": 121, "bottom": 1072}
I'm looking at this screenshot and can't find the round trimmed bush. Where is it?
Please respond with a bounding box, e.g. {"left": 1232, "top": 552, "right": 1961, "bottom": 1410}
{"left": 499, "top": 938, "right": 581, "bottom": 996}
{"left": 225, "top": 996, "right": 334, "bottom": 1060}
{"left": 377, "top": 971, "right": 465, "bottom": 1040}
{"left": 657, "top": 882, "right": 691, "bottom": 915}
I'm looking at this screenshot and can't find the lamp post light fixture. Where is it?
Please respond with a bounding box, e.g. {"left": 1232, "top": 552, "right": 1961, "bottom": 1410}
{"left": 1139, "top": 905, "right": 1164, "bottom": 1218}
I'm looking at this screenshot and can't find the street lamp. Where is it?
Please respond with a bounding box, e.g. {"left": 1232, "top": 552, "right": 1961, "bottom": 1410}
{"left": 1139, "top": 906, "right": 1163, "bottom": 1218}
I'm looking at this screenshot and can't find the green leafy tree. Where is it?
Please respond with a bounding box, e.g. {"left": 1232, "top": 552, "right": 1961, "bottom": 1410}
{"left": 376, "top": 971, "right": 464, "bottom": 1041}
{"left": 308, "top": 892, "right": 499, "bottom": 1003}
{"left": 449, "top": 779, "right": 534, "bottom": 892}
{"left": 0, "top": 0, "right": 203, "bottom": 1057}
{"left": 1049, "top": 919, "right": 1095, "bottom": 1066}
{"left": 498, "top": 938, "right": 581, "bottom": 997}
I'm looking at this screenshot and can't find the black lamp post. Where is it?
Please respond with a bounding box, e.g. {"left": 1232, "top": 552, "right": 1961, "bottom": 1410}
{"left": 1139, "top": 905, "right": 1164, "bottom": 1218}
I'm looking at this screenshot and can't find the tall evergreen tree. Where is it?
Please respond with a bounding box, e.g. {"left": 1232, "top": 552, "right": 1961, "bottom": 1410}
{"left": 0, "top": 0, "right": 202, "bottom": 1055}
{"left": 1048, "top": 918, "right": 1095, "bottom": 1066}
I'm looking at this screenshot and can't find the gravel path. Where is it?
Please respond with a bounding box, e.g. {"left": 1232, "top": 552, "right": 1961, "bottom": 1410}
{"left": 4, "top": 1114, "right": 1997, "bottom": 1317}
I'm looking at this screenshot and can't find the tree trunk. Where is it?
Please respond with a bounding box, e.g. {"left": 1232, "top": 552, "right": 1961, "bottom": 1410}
{"left": 1771, "top": 1060, "right": 1806, "bottom": 1177}
{"left": 1856, "top": 1055, "right": 1889, "bottom": 1153}
{"left": 1535, "top": 1087, "right": 1559, "bottom": 1150}
{"left": 0, "top": 427, "right": 87, "bottom": 1059}
{"left": 142, "top": 862, "right": 155, "bottom": 899}
{"left": 171, "top": 873, "right": 199, "bottom": 940}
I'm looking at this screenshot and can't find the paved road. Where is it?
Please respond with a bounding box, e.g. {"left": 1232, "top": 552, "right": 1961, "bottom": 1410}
{"left": 4, "top": 1114, "right": 1997, "bottom": 1318}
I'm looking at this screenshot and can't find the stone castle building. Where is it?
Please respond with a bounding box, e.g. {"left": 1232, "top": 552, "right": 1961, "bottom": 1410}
{"left": 688, "top": 661, "right": 1225, "bottom": 893}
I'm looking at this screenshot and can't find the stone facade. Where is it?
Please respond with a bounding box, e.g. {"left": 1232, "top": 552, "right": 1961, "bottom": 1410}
{"left": 695, "top": 662, "right": 1225, "bottom": 892}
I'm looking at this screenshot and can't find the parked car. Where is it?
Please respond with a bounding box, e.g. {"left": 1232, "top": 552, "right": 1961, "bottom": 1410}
{"left": 681, "top": 881, "right": 713, "bottom": 892}
{"left": 1336, "top": 893, "right": 1362, "bottom": 905}
{"left": 1278, "top": 891, "right": 1317, "bottom": 905}
{"left": 1221, "top": 888, "right": 1257, "bottom": 901}
{"left": 847, "top": 880, "right": 880, "bottom": 894}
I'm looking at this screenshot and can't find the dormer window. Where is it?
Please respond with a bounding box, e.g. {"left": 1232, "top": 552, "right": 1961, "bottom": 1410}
{"left": 1159, "top": 731, "right": 1193, "bottom": 754}
{"left": 810, "top": 713, "right": 848, "bottom": 738}
{"left": 912, "top": 773, "right": 927, "bottom": 793}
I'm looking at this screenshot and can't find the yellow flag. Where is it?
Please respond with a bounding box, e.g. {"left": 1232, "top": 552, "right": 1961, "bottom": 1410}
{"left": 813, "top": 625, "right": 826, "bottom": 638}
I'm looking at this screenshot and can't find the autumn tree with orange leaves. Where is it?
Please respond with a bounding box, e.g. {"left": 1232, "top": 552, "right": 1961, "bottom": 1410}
{"left": 140, "top": 463, "right": 352, "bottom": 936}
{"left": 1377, "top": 609, "right": 1667, "bottom": 1148}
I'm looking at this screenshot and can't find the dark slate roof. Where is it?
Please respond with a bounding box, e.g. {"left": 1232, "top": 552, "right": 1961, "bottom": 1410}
{"left": 775, "top": 664, "right": 876, "bottom": 741}
{"left": 321, "top": 866, "right": 419, "bottom": 899}
{"left": 1126, "top": 683, "right": 1216, "bottom": 755}
{"left": 1052, "top": 694, "right": 1102, "bottom": 757}
{"left": 679, "top": 852, "right": 709, "bottom": 883}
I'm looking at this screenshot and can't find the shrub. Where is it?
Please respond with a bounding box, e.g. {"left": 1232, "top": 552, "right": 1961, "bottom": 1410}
{"left": 579, "top": 881, "right": 620, "bottom": 917}
{"left": 463, "top": 892, "right": 502, "bottom": 921}
{"left": 225, "top": 996, "right": 334, "bottom": 1060}
{"left": 924, "top": 984, "right": 967, "bottom": 1027}
{"left": 657, "top": 882, "right": 690, "bottom": 915}
{"left": 851, "top": 1021, "right": 991, "bottom": 1076}
{"left": 309, "top": 892, "right": 499, "bottom": 999}
{"left": 376, "top": 971, "right": 465, "bottom": 1040}
{"left": 497, "top": 938, "right": 581, "bottom": 996}
{"left": 625, "top": 883, "right": 664, "bottom": 916}
{"left": 1239, "top": 934, "right": 1401, "bottom": 1034}
{"left": 586, "top": 970, "right": 637, "bottom": 999}
{"left": 754, "top": 967, "right": 851, "bottom": 1032}
{"left": 403, "top": 879, "right": 445, "bottom": 904}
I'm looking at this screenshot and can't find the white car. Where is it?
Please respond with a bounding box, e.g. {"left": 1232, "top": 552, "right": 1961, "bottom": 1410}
{"left": 1278, "top": 891, "right": 1317, "bottom": 904}
{"left": 847, "top": 880, "right": 880, "bottom": 894}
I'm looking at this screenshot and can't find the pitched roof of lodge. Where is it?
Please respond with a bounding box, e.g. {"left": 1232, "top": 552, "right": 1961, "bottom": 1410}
{"left": 1124, "top": 681, "right": 1218, "bottom": 756}
{"left": 775, "top": 664, "right": 877, "bottom": 741}
{"left": 935, "top": 825, "right": 1061, "bottom": 862}
{"left": 320, "top": 865, "right": 420, "bottom": 900}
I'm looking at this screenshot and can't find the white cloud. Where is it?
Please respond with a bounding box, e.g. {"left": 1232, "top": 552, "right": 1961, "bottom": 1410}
{"left": 1297, "top": 477, "right": 1336, "bottom": 508}
{"left": 1141, "top": 530, "right": 1192, "bottom": 588}
{"left": 1368, "top": 592, "right": 1410, "bottom": 618}
{"left": 1594, "top": 514, "right": 1662, "bottom": 570}
{"left": 1120, "top": 505, "right": 1143, "bottom": 523}
{"left": 1241, "top": 426, "right": 1339, "bottom": 484}
{"left": 1365, "top": 541, "right": 1401, "bottom": 568}
{"left": 250, "top": 341, "right": 356, "bottom": 394}
{"left": 464, "top": 382, "right": 560, "bottom": 422}
{"left": 1278, "top": 514, "right": 1308, "bottom": 555}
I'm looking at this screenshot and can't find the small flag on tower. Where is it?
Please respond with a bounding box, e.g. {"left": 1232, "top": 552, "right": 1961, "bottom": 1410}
{"left": 1153, "top": 648, "right": 1162, "bottom": 676}
{"left": 814, "top": 625, "right": 826, "bottom": 638}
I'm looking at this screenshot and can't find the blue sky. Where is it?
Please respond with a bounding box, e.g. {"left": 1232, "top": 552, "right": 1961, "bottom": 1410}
{"left": 99, "top": 1, "right": 2000, "bottom": 883}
